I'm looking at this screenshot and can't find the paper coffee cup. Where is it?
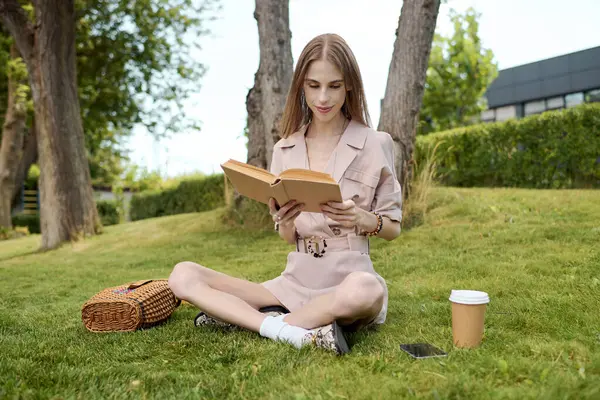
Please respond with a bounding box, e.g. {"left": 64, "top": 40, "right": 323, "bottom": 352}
{"left": 449, "top": 290, "right": 490, "bottom": 348}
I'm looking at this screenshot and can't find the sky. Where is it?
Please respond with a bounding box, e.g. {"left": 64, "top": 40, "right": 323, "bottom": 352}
{"left": 124, "top": 0, "right": 600, "bottom": 177}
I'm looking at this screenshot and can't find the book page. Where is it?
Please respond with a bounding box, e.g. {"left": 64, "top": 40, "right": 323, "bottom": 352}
{"left": 221, "top": 160, "right": 275, "bottom": 205}
{"left": 278, "top": 168, "right": 336, "bottom": 184}
{"left": 222, "top": 159, "right": 275, "bottom": 182}
{"left": 221, "top": 161, "right": 341, "bottom": 211}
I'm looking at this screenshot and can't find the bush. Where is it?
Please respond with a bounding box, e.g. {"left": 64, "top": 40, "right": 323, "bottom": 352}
{"left": 96, "top": 200, "right": 120, "bottom": 226}
{"left": 416, "top": 103, "right": 600, "bottom": 188}
{"left": 0, "top": 225, "right": 29, "bottom": 240}
{"left": 221, "top": 197, "right": 273, "bottom": 231}
{"left": 25, "top": 164, "right": 40, "bottom": 190}
{"left": 130, "top": 174, "right": 225, "bottom": 221}
{"left": 12, "top": 213, "right": 40, "bottom": 234}
{"left": 402, "top": 142, "right": 440, "bottom": 230}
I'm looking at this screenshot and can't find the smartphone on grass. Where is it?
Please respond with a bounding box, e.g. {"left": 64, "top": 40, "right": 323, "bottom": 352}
{"left": 400, "top": 343, "right": 447, "bottom": 359}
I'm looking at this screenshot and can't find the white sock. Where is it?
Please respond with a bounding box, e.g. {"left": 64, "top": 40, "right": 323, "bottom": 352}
{"left": 259, "top": 315, "right": 310, "bottom": 349}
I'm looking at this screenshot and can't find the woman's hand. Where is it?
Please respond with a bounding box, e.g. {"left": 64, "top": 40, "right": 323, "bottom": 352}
{"left": 269, "top": 198, "right": 304, "bottom": 244}
{"left": 320, "top": 200, "right": 378, "bottom": 232}
{"left": 268, "top": 198, "right": 304, "bottom": 227}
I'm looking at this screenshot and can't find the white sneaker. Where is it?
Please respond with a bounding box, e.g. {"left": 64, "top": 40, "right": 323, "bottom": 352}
{"left": 303, "top": 321, "right": 350, "bottom": 355}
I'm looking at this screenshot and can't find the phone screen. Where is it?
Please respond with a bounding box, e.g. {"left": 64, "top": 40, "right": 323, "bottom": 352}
{"left": 400, "top": 343, "right": 447, "bottom": 359}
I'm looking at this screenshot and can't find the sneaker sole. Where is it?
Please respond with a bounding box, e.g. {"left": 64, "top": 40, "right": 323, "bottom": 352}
{"left": 194, "top": 312, "right": 233, "bottom": 328}
{"left": 333, "top": 321, "right": 350, "bottom": 355}
{"left": 258, "top": 305, "right": 290, "bottom": 314}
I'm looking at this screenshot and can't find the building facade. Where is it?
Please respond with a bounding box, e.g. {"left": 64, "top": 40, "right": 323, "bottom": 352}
{"left": 482, "top": 46, "right": 600, "bottom": 122}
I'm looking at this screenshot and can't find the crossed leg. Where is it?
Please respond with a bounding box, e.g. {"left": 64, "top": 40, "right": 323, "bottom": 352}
{"left": 167, "top": 261, "right": 384, "bottom": 332}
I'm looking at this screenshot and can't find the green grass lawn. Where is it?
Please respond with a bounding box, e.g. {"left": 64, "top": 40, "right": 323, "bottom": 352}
{"left": 1, "top": 187, "right": 599, "bottom": 399}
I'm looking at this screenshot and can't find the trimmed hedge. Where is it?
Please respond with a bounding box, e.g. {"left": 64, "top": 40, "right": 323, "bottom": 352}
{"left": 416, "top": 103, "right": 600, "bottom": 188}
{"left": 11, "top": 213, "right": 41, "bottom": 234}
{"left": 11, "top": 200, "right": 121, "bottom": 234}
{"left": 96, "top": 200, "right": 120, "bottom": 226}
{"left": 130, "top": 174, "right": 224, "bottom": 221}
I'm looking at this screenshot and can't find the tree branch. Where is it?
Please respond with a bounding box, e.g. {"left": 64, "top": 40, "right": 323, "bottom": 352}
{"left": 0, "top": 0, "right": 35, "bottom": 66}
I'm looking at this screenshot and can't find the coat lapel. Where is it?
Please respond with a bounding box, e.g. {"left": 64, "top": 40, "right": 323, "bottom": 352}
{"left": 329, "top": 120, "right": 368, "bottom": 183}
{"left": 275, "top": 125, "right": 308, "bottom": 171}
{"left": 276, "top": 120, "right": 368, "bottom": 182}
{"left": 275, "top": 120, "right": 369, "bottom": 238}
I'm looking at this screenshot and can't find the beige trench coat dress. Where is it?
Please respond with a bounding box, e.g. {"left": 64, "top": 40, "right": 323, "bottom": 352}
{"left": 262, "top": 120, "right": 402, "bottom": 325}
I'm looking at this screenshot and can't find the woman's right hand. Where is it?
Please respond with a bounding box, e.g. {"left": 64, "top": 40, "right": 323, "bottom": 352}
{"left": 268, "top": 198, "right": 304, "bottom": 228}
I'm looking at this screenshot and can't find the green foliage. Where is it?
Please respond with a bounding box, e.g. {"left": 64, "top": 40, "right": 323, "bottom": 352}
{"left": 24, "top": 164, "right": 39, "bottom": 189}
{"left": 11, "top": 213, "right": 40, "bottom": 234}
{"left": 416, "top": 104, "right": 600, "bottom": 188}
{"left": 162, "top": 171, "right": 208, "bottom": 190}
{"left": 222, "top": 197, "right": 272, "bottom": 231}
{"left": 75, "top": 0, "right": 220, "bottom": 186}
{"left": 419, "top": 7, "right": 498, "bottom": 135}
{"left": 0, "top": 32, "right": 31, "bottom": 139}
{"left": 20, "top": 3, "right": 34, "bottom": 21}
{"left": 96, "top": 200, "right": 120, "bottom": 226}
{"left": 402, "top": 142, "right": 441, "bottom": 230}
{"left": 6, "top": 55, "right": 31, "bottom": 114}
{"left": 120, "top": 165, "right": 208, "bottom": 193}
{"left": 110, "top": 183, "right": 126, "bottom": 223}
{"left": 120, "top": 164, "right": 166, "bottom": 192}
{"left": 0, "top": 0, "right": 219, "bottom": 187}
{"left": 130, "top": 174, "right": 224, "bottom": 221}
{"left": 0, "top": 33, "right": 12, "bottom": 132}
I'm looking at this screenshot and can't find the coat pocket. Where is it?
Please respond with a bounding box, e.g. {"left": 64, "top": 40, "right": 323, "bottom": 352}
{"left": 341, "top": 168, "right": 379, "bottom": 207}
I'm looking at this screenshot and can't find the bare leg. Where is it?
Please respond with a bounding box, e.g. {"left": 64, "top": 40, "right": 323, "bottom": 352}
{"left": 283, "top": 271, "right": 385, "bottom": 330}
{"left": 168, "top": 261, "right": 283, "bottom": 332}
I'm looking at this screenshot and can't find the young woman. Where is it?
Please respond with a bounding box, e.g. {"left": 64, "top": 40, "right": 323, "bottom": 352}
{"left": 168, "top": 33, "right": 402, "bottom": 355}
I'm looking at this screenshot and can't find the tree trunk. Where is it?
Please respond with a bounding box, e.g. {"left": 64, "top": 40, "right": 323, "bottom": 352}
{"left": 0, "top": 43, "right": 27, "bottom": 229}
{"left": 378, "top": 0, "right": 441, "bottom": 200}
{"left": 0, "top": 0, "right": 100, "bottom": 248}
{"left": 245, "top": 0, "right": 293, "bottom": 170}
{"left": 34, "top": 0, "right": 100, "bottom": 248}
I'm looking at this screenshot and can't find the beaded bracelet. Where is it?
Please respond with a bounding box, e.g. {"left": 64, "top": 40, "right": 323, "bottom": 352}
{"left": 362, "top": 212, "right": 383, "bottom": 237}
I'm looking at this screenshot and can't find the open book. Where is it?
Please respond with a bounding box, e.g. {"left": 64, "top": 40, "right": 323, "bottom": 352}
{"left": 220, "top": 159, "right": 342, "bottom": 213}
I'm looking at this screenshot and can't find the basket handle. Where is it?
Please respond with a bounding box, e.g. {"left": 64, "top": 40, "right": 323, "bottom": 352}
{"left": 128, "top": 279, "right": 154, "bottom": 289}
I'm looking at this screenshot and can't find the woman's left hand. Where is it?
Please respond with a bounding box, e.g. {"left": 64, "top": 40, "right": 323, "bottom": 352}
{"left": 320, "top": 200, "right": 368, "bottom": 229}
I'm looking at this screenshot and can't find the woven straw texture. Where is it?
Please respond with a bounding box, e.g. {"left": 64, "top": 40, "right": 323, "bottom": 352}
{"left": 81, "top": 279, "right": 181, "bottom": 332}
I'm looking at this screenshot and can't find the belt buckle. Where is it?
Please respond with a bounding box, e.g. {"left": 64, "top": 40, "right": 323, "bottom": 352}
{"left": 303, "top": 236, "right": 327, "bottom": 258}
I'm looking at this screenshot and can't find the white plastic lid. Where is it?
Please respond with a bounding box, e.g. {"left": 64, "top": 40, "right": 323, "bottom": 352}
{"left": 449, "top": 290, "right": 490, "bottom": 305}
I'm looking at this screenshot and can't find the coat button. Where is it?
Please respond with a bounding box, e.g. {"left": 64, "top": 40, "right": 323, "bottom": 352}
{"left": 332, "top": 227, "right": 341, "bottom": 236}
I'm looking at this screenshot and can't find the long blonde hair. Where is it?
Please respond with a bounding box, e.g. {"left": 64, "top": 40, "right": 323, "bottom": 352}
{"left": 280, "top": 33, "right": 371, "bottom": 139}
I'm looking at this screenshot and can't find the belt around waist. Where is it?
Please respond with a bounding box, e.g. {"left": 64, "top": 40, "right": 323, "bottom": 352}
{"left": 296, "top": 235, "right": 369, "bottom": 257}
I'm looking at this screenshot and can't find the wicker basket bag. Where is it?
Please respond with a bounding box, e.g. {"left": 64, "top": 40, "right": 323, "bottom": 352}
{"left": 81, "top": 279, "right": 181, "bottom": 332}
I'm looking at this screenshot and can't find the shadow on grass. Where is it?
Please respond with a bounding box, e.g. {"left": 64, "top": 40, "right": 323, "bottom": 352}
{"left": 0, "top": 249, "right": 40, "bottom": 264}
